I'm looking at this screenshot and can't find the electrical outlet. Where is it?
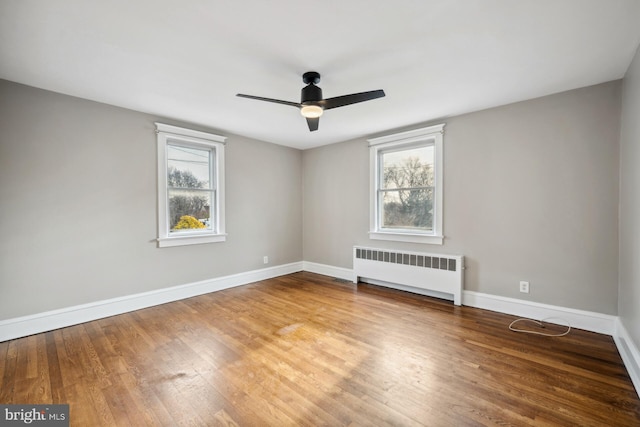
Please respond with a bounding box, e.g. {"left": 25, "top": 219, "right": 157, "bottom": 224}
{"left": 519, "top": 281, "right": 530, "bottom": 294}
{"left": 263, "top": 256, "right": 269, "bottom": 264}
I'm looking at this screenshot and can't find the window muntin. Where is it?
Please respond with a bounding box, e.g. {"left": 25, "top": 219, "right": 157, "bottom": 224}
{"left": 156, "top": 123, "right": 226, "bottom": 247}
{"left": 368, "top": 124, "right": 444, "bottom": 245}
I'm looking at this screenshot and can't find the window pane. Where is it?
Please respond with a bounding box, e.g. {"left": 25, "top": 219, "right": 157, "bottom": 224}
{"left": 381, "top": 145, "right": 433, "bottom": 190}
{"left": 168, "top": 189, "right": 214, "bottom": 231}
{"left": 167, "top": 144, "right": 211, "bottom": 189}
{"left": 381, "top": 188, "right": 434, "bottom": 231}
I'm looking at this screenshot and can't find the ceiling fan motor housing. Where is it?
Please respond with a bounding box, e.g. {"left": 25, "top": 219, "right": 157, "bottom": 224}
{"left": 301, "top": 84, "right": 323, "bottom": 104}
{"left": 301, "top": 71, "right": 323, "bottom": 104}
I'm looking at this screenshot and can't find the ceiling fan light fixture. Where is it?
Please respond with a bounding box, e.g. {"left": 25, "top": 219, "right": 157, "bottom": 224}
{"left": 300, "top": 105, "right": 323, "bottom": 118}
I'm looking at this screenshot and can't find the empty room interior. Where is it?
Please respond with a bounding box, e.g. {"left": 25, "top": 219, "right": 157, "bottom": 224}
{"left": 2, "top": 1, "right": 640, "bottom": 426}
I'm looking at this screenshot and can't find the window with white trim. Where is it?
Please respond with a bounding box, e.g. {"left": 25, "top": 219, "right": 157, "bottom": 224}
{"left": 155, "top": 123, "right": 226, "bottom": 247}
{"left": 368, "top": 124, "right": 444, "bottom": 245}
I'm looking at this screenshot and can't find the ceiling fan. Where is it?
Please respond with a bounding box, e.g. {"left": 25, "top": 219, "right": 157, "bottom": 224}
{"left": 236, "top": 71, "right": 385, "bottom": 132}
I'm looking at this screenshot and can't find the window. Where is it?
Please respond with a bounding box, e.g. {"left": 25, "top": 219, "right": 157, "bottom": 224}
{"left": 155, "top": 123, "right": 226, "bottom": 247}
{"left": 368, "top": 124, "right": 444, "bottom": 245}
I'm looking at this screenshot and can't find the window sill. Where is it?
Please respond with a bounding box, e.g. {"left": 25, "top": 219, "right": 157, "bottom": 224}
{"left": 369, "top": 231, "right": 443, "bottom": 245}
{"left": 157, "top": 233, "right": 227, "bottom": 248}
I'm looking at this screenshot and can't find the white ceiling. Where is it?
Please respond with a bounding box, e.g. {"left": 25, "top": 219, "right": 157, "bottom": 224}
{"left": 1, "top": 1, "right": 640, "bottom": 150}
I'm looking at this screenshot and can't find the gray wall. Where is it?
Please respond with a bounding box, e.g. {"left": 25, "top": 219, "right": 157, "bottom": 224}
{"left": 0, "top": 77, "right": 626, "bottom": 322}
{"left": 303, "top": 81, "right": 621, "bottom": 314}
{"left": 0, "top": 80, "right": 303, "bottom": 320}
{"left": 619, "top": 46, "right": 640, "bottom": 346}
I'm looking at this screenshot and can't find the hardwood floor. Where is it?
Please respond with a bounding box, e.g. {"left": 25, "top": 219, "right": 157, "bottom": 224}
{"left": 1, "top": 272, "right": 639, "bottom": 426}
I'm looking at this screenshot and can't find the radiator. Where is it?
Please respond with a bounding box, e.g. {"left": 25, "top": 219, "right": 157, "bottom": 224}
{"left": 353, "top": 246, "right": 464, "bottom": 305}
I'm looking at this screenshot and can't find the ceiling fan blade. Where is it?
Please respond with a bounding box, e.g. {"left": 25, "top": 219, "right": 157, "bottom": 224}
{"left": 306, "top": 117, "right": 319, "bottom": 132}
{"left": 322, "top": 89, "right": 385, "bottom": 110}
{"left": 236, "top": 94, "right": 301, "bottom": 108}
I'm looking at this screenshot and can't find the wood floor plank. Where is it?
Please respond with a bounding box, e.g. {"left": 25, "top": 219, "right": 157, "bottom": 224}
{"left": 0, "top": 340, "right": 9, "bottom": 402}
{"left": 1, "top": 271, "right": 639, "bottom": 426}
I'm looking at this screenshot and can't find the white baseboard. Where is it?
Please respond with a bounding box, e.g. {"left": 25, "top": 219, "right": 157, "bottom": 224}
{"left": 302, "top": 261, "right": 354, "bottom": 281}
{"left": 614, "top": 319, "right": 640, "bottom": 397}
{"left": 0, "top": 262, "right": 304, "bottom": 342}
{"left": 463, "top": 290, "right": 617, "bottom": 335}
